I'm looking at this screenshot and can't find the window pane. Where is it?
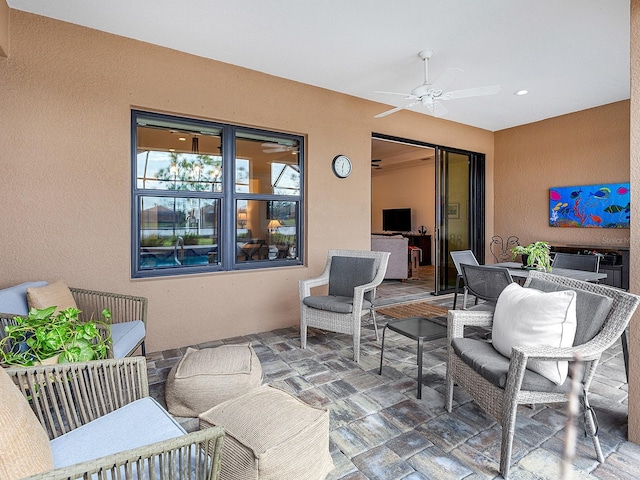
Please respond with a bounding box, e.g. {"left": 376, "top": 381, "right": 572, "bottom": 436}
{"left": 137, "top": 120, "right": 223, "bottom": 192}
{"left": 139, "top": 196, "right": 220, "bottom": 269}
{"left": 235, "top": 133, "right": 300, "bottom": 195}
{"left": 235, "top": 200, "right": 298, "bottom": 262}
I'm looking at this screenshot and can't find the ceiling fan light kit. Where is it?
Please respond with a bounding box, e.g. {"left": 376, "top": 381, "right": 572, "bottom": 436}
{"left": 374, "top": 50, "right": 500, "bottom": 119}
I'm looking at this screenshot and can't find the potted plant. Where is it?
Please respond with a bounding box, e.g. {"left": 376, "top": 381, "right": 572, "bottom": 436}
{"left": 0, "top": 306, "right": 112, "bottom": 366}
{"left": 511, "top": 241, "right": 552, "bottom": 271}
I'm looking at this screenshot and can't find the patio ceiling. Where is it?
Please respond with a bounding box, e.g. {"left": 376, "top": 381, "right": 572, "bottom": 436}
{"left": 7, "top": 0, "right": 630, "bottom": 132}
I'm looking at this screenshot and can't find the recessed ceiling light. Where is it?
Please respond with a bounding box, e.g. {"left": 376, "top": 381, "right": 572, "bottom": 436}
{"left": 515, "top": 90, "right": 528, "bottom": 96}
{"left": 178, "top": 137, "right": 186, "bottom": 141}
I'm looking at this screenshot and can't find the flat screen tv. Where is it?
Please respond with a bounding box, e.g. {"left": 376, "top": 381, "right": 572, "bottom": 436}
{"left": 382, "top": 208, "right": 411, "bottom": 232}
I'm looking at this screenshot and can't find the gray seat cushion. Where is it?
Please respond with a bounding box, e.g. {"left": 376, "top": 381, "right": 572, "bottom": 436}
{"left": 111, "top": 320, "right": 146, "bottom": 358}
{"left": 328, "top": 256, "right": 376, "bottom": 302}
{"left": 452, "top": 338, "right": 572, "bottom": 393}
{"left": 50, "top": 397, "right": 186, "bottom": 468}
{"left": 303, "top": 295, "right": 372, "bottom": 313}
{"left": 526, "top": 277, "right": 613, "bottom": 345}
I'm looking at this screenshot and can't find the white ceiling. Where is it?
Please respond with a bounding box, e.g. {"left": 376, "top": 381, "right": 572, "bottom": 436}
{"left": 7, "top": 0, "right": 630, "bottom": 132}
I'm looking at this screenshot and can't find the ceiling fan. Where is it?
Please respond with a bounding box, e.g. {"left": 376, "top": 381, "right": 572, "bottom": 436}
{"left": 261, "top": 142, "right": 298, "bottom": 154}
{"left": 374, "top": 50, "right": 500, "bottom": 118}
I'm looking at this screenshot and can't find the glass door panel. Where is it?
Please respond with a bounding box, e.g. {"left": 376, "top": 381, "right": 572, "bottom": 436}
{"left": 435, "top": 149, "right": 471, "bottom": 294}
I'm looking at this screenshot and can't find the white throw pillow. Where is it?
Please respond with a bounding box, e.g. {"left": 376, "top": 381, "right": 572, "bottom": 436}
{"left": 492, "top": 282, "right": 577, "bottom": 385}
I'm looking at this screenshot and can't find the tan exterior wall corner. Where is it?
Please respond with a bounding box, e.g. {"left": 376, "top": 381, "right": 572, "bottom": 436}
{"left": 628, "top": 0, "right": 640, "bottom": 444}
{"left": 0, "top": 0, "right": 9, "bottom": 57}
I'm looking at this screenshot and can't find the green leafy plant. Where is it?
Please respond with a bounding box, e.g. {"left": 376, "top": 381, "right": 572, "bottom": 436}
{"left": 0, "top": 306, "right": 112, "bottom": 366}
{"left": 511, "top": 241, "right": 552, "bottom": 272}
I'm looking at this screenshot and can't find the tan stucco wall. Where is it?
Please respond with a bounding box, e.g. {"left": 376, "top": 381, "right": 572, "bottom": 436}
{"left": 629, "top": 0, "right": 640, "bottom": 444}
{"left": 0, "top": 10, "right": 494, "bottom": 352}
{"left": 494, "top": 101, "right": 630, "bottom": 248}
{"left": 0, "top": 0, "right": 8, "bottom": 57}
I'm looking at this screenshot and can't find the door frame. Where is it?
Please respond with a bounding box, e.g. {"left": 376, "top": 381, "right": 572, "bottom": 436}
{"left": 372, "top": 133, "right": 485, "bottom": 294}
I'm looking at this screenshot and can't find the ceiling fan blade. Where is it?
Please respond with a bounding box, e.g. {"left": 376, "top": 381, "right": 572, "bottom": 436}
{"left": 374, "top": 90, "right": 410, "bottom": 97}
{"left": 424, "top": 101, "right": 448, "bottom": 118}
{"left": 440, "top": 84, "right": 501, "bottom": 100}
{"left": 429, "top": 67, "right": 463, "bottom": 92}
{"left": 374, "top": 101, "right": 420, "bottom": 118}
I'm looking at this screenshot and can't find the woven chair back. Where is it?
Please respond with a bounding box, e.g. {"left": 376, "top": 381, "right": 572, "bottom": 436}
{"left": 461, "top": 264, "right": 513, "bottom": 303}
{"left": 552, "top": 252, "right": 600, "bottom": 272}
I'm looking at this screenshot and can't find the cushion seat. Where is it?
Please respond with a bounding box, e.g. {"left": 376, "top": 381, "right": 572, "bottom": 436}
{"left": 452, "top": 338, "right": 572, "bottom": 393}
{"left": 303, "top": 295, "right": 372, "bottom": 313}
{"left": 50, "top": 397, "right": 186, "bottom": 468}
{"left": 166, "top": 344, "right": 263, "bottom": 417}
{"left": 110, "top": 320, "right": 146, "bottom": 358}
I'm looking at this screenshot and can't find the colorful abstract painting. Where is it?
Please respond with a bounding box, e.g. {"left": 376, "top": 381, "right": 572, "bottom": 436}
{"left": 549, "top": 183, "right": 630, "bottom": 228}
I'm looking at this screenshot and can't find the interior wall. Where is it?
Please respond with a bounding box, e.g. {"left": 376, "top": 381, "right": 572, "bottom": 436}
{"left": 0, "top": 10, "right": 495, "bottom": 352}
{"left": 371, "top": 162, "right": 436, "bottom": 234}
{"left": 371, "top": 160, "right": 435, "bottom": 263}
{"left": 494, "top": 100, "right": 630, "bottom": 248}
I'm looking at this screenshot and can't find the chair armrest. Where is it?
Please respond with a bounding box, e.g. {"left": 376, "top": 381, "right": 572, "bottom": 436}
{"left": 299, "top": 273, "right": 330, "bottom": 300}
{"left": 510, "top": 343, "right": 603, "bottom": 363}
{"left": 447, "top": 309, "right": 494, "bottom": 340}
{"left": 6, "top": 357, "right": 149, "bottom": 439}
{"left": 20, "top": 427, "right": 225, "bottom": 480}
{"left": 69, "top": 287, "right": 148, "bottom": 327}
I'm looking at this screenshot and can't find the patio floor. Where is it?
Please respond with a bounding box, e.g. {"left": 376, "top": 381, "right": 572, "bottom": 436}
{"left": 145, "top": 276, "right": 640, "bottom": 479}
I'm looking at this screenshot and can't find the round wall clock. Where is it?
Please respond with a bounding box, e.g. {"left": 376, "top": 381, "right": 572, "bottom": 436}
{"left": 332, "top": 155, "right": 352, "bottom": 178}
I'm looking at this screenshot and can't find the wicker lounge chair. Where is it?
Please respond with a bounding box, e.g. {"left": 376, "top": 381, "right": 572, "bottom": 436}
{"left": 0, "top": 281, "right": 147, "bottom": 358}
{"left": 446, "top": 271, "right": 640, "bottom": 478}
{"left": 299, "top": 249, "right": 390, "bottom": 362}
{"left": 2, "top": 357, "right": 224, "bottom": 480}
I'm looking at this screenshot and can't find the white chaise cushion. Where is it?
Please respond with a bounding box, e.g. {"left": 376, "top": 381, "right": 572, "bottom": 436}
{"left": 50, "top": 397, "right": 186, "bottom": 468}
{"left": 492, "top": 282, "right": 577, "bottom": 385}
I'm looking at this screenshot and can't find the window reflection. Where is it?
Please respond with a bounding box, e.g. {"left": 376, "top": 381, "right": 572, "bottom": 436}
{"left": 139, "top": 196, "right": 219, "bottom": 269}
{"left": 235, "top": 200, "right": 297, "bottom": 262}
{"left": 235, "top": 134, "right": 300, "bottom": 195}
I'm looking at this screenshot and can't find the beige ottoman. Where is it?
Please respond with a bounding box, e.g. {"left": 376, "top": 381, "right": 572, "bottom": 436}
{"left": 199, "top": 384, "right": 333, "bottom": 480}
{"left": 165, "top": 344, "right": 263, "bottom": 417}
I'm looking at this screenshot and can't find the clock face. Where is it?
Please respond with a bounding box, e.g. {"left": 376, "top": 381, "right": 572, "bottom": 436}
{"left": 332, "top": 155, "right": 352, "bottom": 178}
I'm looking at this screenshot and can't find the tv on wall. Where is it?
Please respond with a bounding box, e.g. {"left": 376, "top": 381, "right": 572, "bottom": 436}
{"left": 549, "top": 182, "right": 630, "bottom": 228}
{"left": 382, "top": 208, "right": 411, "bottom": 232}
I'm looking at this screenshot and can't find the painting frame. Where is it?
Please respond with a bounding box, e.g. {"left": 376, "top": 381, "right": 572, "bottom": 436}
{"left": 549, "top": 182, "right": 630, "bottom": 228}
{"left": 447, "top": 203, "right": 460, "bottom": 219}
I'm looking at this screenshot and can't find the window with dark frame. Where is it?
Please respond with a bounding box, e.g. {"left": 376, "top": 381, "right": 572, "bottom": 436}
{"left": 132, "top": 110, "right": 303, "bottom": 278}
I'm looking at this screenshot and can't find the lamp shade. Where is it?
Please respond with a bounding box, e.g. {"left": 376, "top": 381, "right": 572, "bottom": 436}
{"left": 267, "top": 220, "right": 281, "bottom": 231}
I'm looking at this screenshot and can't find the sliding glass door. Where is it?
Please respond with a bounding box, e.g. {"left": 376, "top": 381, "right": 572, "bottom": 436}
{"left": 434, "top": 147, "right": 485, "bottom": 294}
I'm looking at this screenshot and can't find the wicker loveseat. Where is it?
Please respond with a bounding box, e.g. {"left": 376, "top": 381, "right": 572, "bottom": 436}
{"left": 1, "top": 357, "right": 225, "bottom": 480}
{"left": 0, "top": 281, "right": 147, "bottom": 359}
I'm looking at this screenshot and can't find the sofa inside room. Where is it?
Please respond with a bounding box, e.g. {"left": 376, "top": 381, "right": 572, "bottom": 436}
{"left": 371, "top": 234, "right": 409, "bottom": 280}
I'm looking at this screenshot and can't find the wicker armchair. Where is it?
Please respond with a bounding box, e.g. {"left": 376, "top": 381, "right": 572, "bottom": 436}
{"left": 299, "top": 249, "right": 390, "bottom": 362}
{"left": 3, "top": 357, "right": 224, "bottom": 480}
{"left": 0, "top": 282, "right": 147, "bottom": 358}
{"left": 446, "top": 271, "right": 640, "bottom": 478}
